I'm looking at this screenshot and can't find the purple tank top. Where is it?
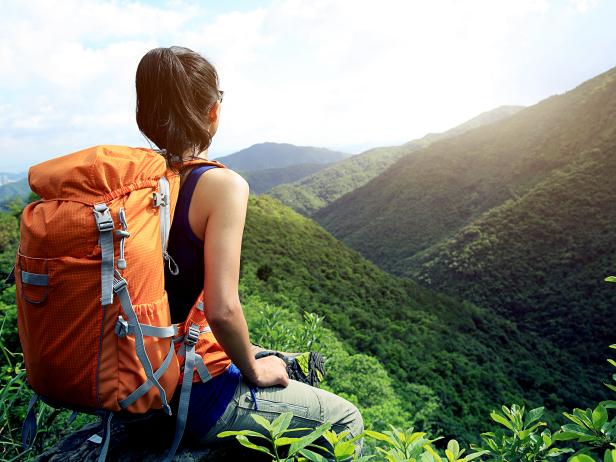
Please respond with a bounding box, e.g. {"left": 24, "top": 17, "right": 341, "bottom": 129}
{"left": 165, "top": 165, "right": 219, "bottom": 323}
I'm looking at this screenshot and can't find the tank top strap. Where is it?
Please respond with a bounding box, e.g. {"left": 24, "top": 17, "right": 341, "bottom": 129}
{"left": 176, "top": 165, "right": 220, "bottom": 244}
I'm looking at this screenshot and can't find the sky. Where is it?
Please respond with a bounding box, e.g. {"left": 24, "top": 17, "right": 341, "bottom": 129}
{"left": 1, "top": 0, "right": 616, "bottom": 172}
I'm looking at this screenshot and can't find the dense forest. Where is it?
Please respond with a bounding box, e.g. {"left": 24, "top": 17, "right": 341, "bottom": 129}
{"left": 2, "top": 194, "right": 616, "bottom": 460}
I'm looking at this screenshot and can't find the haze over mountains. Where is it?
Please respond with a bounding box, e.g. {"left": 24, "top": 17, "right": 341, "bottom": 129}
{"left": 268, "top": 106, "right": 523, "bottom": 215}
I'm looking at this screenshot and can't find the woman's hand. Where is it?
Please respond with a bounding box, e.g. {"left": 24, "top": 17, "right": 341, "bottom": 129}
{"left": 250, "top": 355, "right": 289, "bottom": 388}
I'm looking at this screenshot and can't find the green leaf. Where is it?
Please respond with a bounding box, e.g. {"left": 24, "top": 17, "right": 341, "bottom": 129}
{"left": 447, "top": 440, "right": 460, "bottom": 459}
{"left": 288, "top": 421, "right": 332, "bottom": 456}
{"left": 605, "top": 276, "right": 616, "bottom": 283}
{"left": 564, "top": 412, "right": 588, "bottom": 428}
{"left": 592, "top": 405, "right": 608, "bottom": 430}
{"left": 553, "top": 431, "right": 581, "bottom": 441}
{"left": 323, "top": 430, "right": 338, "bottom": 447}
{"left": 217, "top": 429, "right": 269, "bottom": 440}
{"left": 235, "top": 435, "right": 274, "bottom": 457}
{"left": 424, "top": 444, "right": 443, "bottom": 462}
{"left": 272, "top": 411, "right": 294, "bottom": 437}
{"left": 334, "top": 441, "right": 356, "bottom": 459}
{"left": 276, "top": 436, "right": 301, "bottom": 447}
{"left": 490, "top": 411, "right": 514, "bottom": 431}
{"left": 299, "top": 449, "right": 329, "bottom": 462}
{"left": 365, "top": 430, "right": 398, "bottom": 447}
{"left": 547, "top": 448, "right": 574, "bottom": 457}
{"left": 569, "top": 454, "right": 597, "bottom": 462}
{"left": 605, "top": 449, "right": 616, "bottom": 462}
{"left": 251, "top": 414, "right": 273, "bottom": 432}
{"left": 524, "top": 407, "right": 545, "bottom": 427}
{"left": 465, "top": 450, "right": 490, "bottom": 461}
{"left": 561, "top": 424, "right": 594, "bottom": 436}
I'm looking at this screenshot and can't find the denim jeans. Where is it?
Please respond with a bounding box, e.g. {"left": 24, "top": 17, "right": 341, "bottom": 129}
{"left": 193, "top": 378, "right": 364, "bottom": 458}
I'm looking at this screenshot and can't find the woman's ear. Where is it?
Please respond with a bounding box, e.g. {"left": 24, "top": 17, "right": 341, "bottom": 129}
{"left": 208, "top": 101, "right": 220, "bottom": 124}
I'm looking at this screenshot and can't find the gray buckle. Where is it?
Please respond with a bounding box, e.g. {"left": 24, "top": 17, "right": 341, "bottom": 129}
{"left": 113, "top": 277, "right": 127, "bottom": 293}
{"left": 152, "top": 192, "right": 169, "bottom": 207}
{"left": 185, "top": 325, "right": 200, "bottom": 346}
{"left": 93, "top": 204, "right": 114, "bottom": 232}
{"left": 115, "top": 316, "right": 129, "bottom": 338}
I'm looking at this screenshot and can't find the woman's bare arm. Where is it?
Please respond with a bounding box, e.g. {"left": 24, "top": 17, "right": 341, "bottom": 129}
{"left": 190, "top": 168, "right": 288, "bottom": 387}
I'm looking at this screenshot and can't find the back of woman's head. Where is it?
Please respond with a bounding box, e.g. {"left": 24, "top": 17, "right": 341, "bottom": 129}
{"left": 136, "top": 46, "right": 220, "bottom": 166}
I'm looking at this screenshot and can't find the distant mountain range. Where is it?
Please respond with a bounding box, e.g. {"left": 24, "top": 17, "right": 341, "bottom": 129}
{"left": 214, "top": 142, "right": 349, "bottom": 171}
{"left": 0, "top": 177, "right": 30, "bottom": 204}
{"left": 0, "top": 172, "right": 26, "bottom": 187}
{"left": 268, "top": 106, "right": 523, "bottom": 215}
{"left": 240, "top": 163, "right": 330, "bottom": 195}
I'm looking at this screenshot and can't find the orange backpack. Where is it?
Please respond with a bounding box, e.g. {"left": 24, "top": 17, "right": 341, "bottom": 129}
{"left": 16, "top": 145, "right": 230, "bottom": 461}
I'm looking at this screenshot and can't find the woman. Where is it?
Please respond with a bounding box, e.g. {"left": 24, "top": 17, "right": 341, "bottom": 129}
{"left": 135, "top": 46, "right": 363, "bottom": 457}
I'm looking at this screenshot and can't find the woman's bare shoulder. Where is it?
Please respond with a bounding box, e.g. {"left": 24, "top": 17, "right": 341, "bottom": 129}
{"left": 193, "top": 166, "right": 249, "bottom": 207}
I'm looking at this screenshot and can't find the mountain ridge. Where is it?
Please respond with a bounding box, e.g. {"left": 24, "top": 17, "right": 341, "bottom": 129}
{"left": 214, "top": 141, "right": 349, "bottom": 172}
{"left": 268, "top": 105, "right": 523, "bottom": 215}
{"left": 312, "top": 65, "right": 616, "bottom": 274}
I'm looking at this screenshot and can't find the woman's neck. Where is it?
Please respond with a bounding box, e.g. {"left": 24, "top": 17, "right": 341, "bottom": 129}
{"left": 184, "top": 149, "right": 209, "bottom": 161}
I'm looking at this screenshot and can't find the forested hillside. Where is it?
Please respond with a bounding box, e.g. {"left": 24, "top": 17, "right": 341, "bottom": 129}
{"left": 239, "top": 195, "right": 606, "bottom": 439}
{"left": 269, "top": 106, "right": 522, "bottom": 215}
{"left": 408, "top": 143, "right": 616, "bottom": 379}
{"left": 305, "top": 66, "right": 616, "bottom": 437}
{"left": 313, "top": 66, "right": 616, "bottom": 276}
{"left": 241, "top": 162, "right": 330, "bottom": 194}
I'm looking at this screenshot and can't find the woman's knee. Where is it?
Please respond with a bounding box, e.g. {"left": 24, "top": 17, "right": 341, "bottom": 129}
{"left": 319, "top": 390, "right": 363, "bottom": 438}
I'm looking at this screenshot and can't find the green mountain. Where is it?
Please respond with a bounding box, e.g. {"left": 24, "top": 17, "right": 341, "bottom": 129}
{"left": 214, "top": 142, "right": 349, "bottom": 172}
{"left": 269, "top": 106, "right": 522, "bottom": 215}
{"left": 0, "top": 178, "right": 30, "bottom": 203}
{"left": 408, "top": 144, "right": 616, "bottom": 377}
{"left": 242, "top": 163, "right": 330, "bottom": 194}
{"left": 313, "top": 67, "right": 616, "bottom": 277}
{"left": 239, "top": 195, "right": 603, "bottom": 441}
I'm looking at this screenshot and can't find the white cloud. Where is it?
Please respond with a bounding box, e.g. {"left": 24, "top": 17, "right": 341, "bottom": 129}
{"left": 0, "top": 0, "right": 611, "bottom": 171}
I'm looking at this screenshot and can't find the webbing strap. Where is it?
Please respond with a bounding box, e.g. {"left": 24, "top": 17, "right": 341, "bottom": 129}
{"left": 194, "top": 354, "right": 212, "bottom": 383}
{"left": 158, "top": 176, "right": 171, "bottom": 252}
{"left": 175, "top": 325, "right": 212, "bottom": 358}
{"left": 21, "top": 271, "right": 48, "bottom": 286}
{"left": 114, "top": 316, "right": 178, "bottom": 339}
{"left": 98, "top": 411, "right": 113, "bottom": 462}
{"left": 118, "top": 342, "right": 175, "bottom": 409}
{"left": 21, "top": 393, "right": 39, "bottom": 450}
{"left": 113, "top": 274, "right": 171, "bottom": 415}
{"left": 94, "top": 203, "right": 114, "bottom": 306}
{"left": 164, "top": 324, "right": 199, "bottom": 462}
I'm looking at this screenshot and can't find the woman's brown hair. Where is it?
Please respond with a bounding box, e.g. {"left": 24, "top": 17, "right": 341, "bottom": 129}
{"left": 135, "top": 46, "right": 220, "bottom": 168}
